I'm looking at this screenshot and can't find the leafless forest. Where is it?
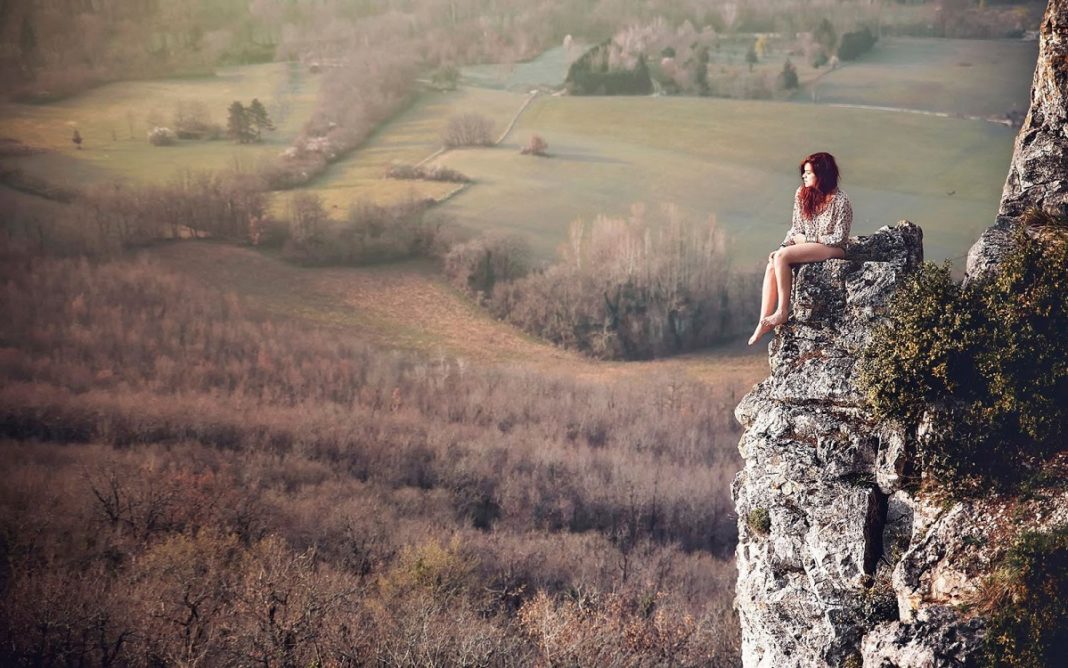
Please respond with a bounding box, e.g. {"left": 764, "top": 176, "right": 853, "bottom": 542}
{"left": 0, "top": 240, "right": 747, "bottom": 665}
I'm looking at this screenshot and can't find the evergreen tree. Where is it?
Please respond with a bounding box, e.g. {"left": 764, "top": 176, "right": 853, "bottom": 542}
{"left": 246, "top": 98, "right": 275, "bottom": 142}
{"left": 778, "top": 59, "right": 799, "bottom": 90}
{"left": 694, "top": 45, "right": 710, "bottom": 95}
{"left": 71, "top": 129, "right": 83, "bottom": 150}
{"left": 226, "top": 101, "right": 254, "bottom": 144}
{"left": 745, "top": 43, "right": 758, "bottom": 72}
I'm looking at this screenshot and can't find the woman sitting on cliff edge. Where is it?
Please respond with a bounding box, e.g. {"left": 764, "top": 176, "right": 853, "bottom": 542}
{"left": 748, "top": 151, "right": 853, "bottom": 346}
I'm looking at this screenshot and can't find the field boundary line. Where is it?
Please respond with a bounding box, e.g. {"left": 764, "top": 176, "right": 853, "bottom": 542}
{"left": 824, "top": 102, "right": 1014, "bottom": 126}
{"left": 494, "top": 90, "right": 540, "bottom": 145}
{"left": 430, "top": 182, "right": 469, "bottom": 204}
{"left": 415, "top": 89, "right": 540, "bottom": 207}
{"left": 416, "top": 146, "right": 446, "bottom": 168}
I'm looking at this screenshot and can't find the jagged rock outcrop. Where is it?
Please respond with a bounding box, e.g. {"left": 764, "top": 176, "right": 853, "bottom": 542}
{"left": 966, "top": 0, "right": 1068, "bottom": 281}
{"left": 733, "top": 222, "right": 931, "bottom": 667}
{"left": 734, "top": 2, "right": 1068, "bottom": 665}
{"left": 732, "top": 220, "right": 1068, "bottom": 666}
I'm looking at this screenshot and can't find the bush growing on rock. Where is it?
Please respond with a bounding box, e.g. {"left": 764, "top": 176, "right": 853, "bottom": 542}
{"left": 977, "top": 524, "right": 1068, "bottom": 668}
{"left": 860, "top": 219, "right": 1068, "bottom": 494}
{"left": 746, "top": 508, "right": 770, "bottom": 537}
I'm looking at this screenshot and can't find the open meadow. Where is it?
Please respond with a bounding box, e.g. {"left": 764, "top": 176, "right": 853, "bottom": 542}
{"left": 433, "top": 94, "right": 1017, "bottom": 268}
{"left": 278, "top": 86, "right": 532, "bottom": 213}
{"left": 797, "top": 36, "right": 1039, "bottom": 118}
{"left": 0, "top": 61, "right": 320, "bottom": 186}
{"left": 459, "top": 44, "right": 583, "bottom": 91}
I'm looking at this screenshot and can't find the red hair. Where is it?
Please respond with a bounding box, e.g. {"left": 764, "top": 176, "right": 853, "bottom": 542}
{"left": 798, "top": 152, "right": 840, "bottom": 220}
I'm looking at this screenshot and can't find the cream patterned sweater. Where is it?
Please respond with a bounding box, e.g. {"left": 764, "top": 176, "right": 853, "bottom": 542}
{"left": 781, "top": 185, "right": 853, "bottom": 249}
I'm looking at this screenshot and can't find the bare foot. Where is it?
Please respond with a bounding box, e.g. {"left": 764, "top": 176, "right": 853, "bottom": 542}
{"left": 763, "top": 311, "right": 788, "bottom": 327}
{"left": 747, "top": 319, "right": 775, "bottom": 346}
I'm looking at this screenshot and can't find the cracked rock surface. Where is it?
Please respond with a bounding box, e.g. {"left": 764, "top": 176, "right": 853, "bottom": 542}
{"left": 733, "top": 222, "right": 928, "bottom": 667}
{"left": 734, "top": 3, "right": 1068, "bottom": 664}
{"left": 732, "top": 221, "right": 1068, "bottom": 666}
{"left": 966, "top": 0, "right": 1068, "bottom": 282}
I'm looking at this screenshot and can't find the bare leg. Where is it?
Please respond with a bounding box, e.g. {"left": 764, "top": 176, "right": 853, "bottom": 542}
{"left": 748, "top": 258, "right": 779, "bottom": 345}
{"left": 764, "top": 243, "right": 846, "bottom": 326}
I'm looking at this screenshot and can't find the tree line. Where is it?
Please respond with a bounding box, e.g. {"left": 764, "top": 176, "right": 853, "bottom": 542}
{"left": 445, "top": 206, "right": 759, "bottom": 360}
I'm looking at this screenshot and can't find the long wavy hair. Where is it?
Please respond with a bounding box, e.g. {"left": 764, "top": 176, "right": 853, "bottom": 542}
{"left": 798, "top": 152, "right": 840, "bottom": 220}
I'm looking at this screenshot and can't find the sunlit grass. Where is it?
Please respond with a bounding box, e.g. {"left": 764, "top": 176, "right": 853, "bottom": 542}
{"left": 0, "top": 62, "right": 320, "bottom": 186}
{"left": 433, "top": 93, "right": 1018, "bottom": 267}
{"left": 798, "top": 36, "right": 1038, "bottom": 118}
{"left": 282, "top": 87, "right": 531, "bottom": 214}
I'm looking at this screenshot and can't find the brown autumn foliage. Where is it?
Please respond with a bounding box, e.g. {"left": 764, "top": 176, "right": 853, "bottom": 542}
{"left": 282, "top": 192, "right": 444, "bottom": 266}
{"left": 0, "top": 238, "right": 744, "bottom": 665}
{"left": 447, "top": 204, "right": 760, "bottom": 360}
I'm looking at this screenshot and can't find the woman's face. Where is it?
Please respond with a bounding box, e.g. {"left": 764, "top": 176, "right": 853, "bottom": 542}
{"left": 802, "top": 162, "right": 818, "bottom": 189}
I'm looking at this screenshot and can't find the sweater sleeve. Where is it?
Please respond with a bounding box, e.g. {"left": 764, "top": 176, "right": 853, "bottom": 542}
{"left": 783, "top": 186, "right": 803, "bottom": 246}
{"left": 818, "top": 193, "right": 852, "bottom": 248}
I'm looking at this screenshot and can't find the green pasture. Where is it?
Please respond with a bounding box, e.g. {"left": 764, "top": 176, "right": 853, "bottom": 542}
{"left": 0, "top": 61, "right": 319, "bottom": 187}
{"left": 432, "top": 94, "right": 1017, "bottom": 269}
{"left": 460, "top": 44, "right": 583, "bottom": 91}
{"left": 282, "top": 86, "right": 531, "bottom": 214}
{"left": 798, "top": 36, "right": 1038, "bottom": 118}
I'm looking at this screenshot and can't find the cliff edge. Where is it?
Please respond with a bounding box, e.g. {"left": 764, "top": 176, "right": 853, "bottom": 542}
{"left": 732, "top": 1, "right": 1068, "bottom": 665}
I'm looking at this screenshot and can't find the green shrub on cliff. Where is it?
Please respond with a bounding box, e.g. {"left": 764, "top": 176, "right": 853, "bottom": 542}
{"left": 979, "top": 525, "right": 1068, "bottom": 668}
{"left": 859, "top": 220, "right": 1068, "bottom": 494}
{"left": 746, "top": 508, "right": 770, "bottom": 537}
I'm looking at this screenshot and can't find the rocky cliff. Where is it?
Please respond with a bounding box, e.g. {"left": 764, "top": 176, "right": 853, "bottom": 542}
{"left": 732, "top": 1, "right": 1068, "bottom": 665}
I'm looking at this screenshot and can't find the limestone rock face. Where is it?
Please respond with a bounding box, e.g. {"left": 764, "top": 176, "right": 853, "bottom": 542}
{"left": 966, "top": 0, "right": 1068, "bottom": 282}
{"left": 734, "top": 4, "right": 1068, "bottom": 664}
{"left": 731, "top": 218, "right": 1068, "bottom": 666}
{"left": 733, "top": 222, "right": 929, "bottom": 667}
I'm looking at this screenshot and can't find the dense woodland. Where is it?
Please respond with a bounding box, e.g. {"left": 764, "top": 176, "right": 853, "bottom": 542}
{"left": 0, "top": 240, "right": 745, "bottom": 665}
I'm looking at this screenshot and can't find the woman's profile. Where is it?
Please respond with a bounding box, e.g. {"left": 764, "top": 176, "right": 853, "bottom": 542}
{"left": 748, "top": 152, "right": 853, "bottom": 346}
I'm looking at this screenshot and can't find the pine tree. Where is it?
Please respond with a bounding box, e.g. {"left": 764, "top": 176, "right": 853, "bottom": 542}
{"left": 71, "top": 129, "right": 83, "bottom": 150}
{"left": 778, "top": 59, "right": 799, "bottom": 90}
{"left": 227, "top": 101, "right": 254, "bottom": 144}
{"left": 246, "top": 98, "right": 275, "bottom": 142}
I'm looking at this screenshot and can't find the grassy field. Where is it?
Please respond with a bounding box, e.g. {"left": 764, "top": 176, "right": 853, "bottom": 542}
{"left": 798, "top": 36, "right": 1039, "bottom": 118}
{"left": 432, "top": 93, "right": 1017, "bottom": 268}
{"left": 0, "top": 37, "right": 1035, "bottom": 273}
{"left": 459, "top": 44, "right": 583, "bottom": 91}
{"left": 276, "top": 86, "right": 533, "bottom": 215}
{"left": 0, "top": 61, "right": 320, "bottom": 187}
